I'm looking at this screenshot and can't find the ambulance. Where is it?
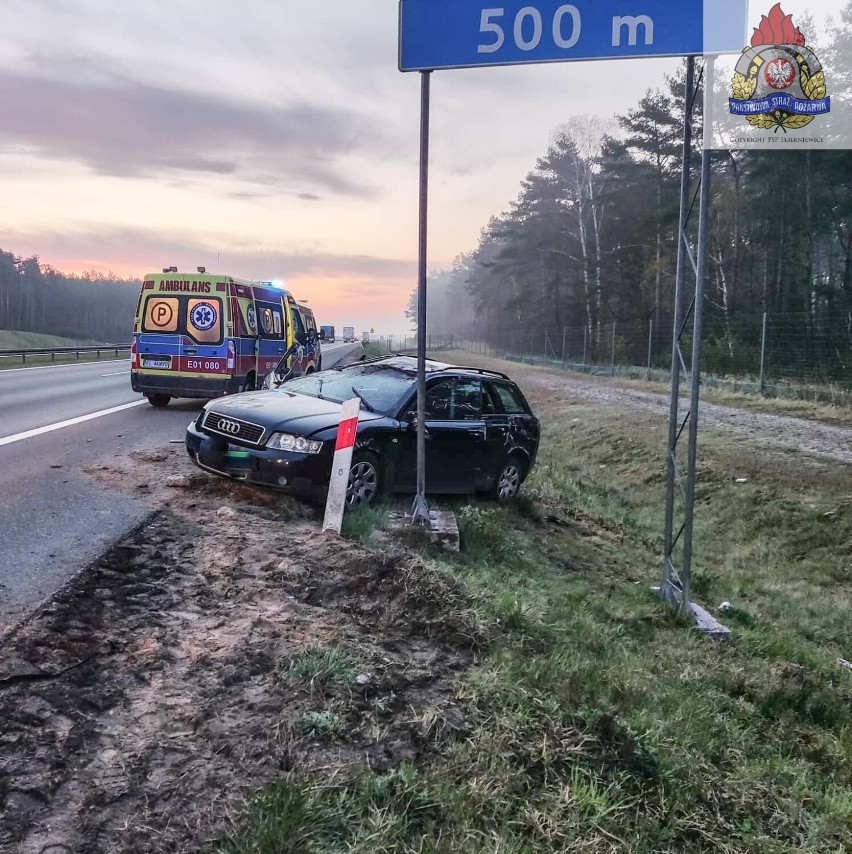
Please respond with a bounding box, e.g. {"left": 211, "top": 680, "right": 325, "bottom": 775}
{"left": 131, "top": 269, "right": 322, "bottom": 407}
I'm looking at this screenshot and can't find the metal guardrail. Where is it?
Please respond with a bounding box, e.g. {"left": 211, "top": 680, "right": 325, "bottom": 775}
{"left": 0, "top": 344, "right": 131, "bottom": 364}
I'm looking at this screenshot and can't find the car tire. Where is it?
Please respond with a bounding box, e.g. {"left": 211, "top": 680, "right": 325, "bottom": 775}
{"left": 346, "top": 451, "right": 382, "bottom": 508}
{"left": 491, "top": 454, "right": 526, "bottom": 501}
{"left": 147, "top": 394, "right": 171, "bottom": 408}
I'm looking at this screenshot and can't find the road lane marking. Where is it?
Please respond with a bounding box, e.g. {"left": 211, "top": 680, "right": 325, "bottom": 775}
{"left": 0, "top": 359, "right": 128, "bottom": 374}
{"left": 101, "top": 370, "right": 130, "bottom": 377}
{"left": 0, "top": 400, "right": 146, "bottom": 447}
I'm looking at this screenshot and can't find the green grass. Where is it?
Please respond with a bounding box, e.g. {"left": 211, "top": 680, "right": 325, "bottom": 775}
{"left": 341, "top": 504, "right": 390, "bottom": 544}
{"left": 0, "top": 330, "right": 120, "bottom": 370}
{"left": 217, "top": 359, "right": 852, "bottom": 853}
{"left": 295, "top": 710, "right": 347, "bottom": 741}
{"left": 0, "top": 329, "right": 107, "bottom": 349}
{"left": 286, "top": 646, "right": 356, "bottom": 690}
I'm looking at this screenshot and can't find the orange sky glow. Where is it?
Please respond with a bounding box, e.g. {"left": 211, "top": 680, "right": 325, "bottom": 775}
{"left": 4, "top": 1, "right": 825, "bottom": 333}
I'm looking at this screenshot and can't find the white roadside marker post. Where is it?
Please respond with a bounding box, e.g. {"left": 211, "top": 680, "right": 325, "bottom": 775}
{"left": 322, "top": 397, "right": 361, "bottom": 534}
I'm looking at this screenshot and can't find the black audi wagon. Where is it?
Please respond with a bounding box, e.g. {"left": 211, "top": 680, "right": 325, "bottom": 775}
{"left": 185, "top": 356, "right": 540, "bottom": 505}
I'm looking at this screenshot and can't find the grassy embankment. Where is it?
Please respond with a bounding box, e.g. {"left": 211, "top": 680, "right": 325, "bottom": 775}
{"left": 496, "top": 350, "right": 852, "bottom": 427}
{"left": 0, "top": 330, "right": 115, "bottom": 370}
{"left": 218, "top": 354, "right": 852, "bottom": 853}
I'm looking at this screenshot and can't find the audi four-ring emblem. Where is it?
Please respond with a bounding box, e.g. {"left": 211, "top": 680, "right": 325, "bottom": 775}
{"left": 217, "top": 419, "right": 241, "bottom": 435}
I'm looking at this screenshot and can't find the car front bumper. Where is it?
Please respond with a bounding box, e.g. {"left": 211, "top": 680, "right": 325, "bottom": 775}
{"left": 185, "top": 421, "right": 333, "bottom": 499}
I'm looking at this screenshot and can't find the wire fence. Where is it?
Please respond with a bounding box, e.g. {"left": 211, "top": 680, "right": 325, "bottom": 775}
{"left": 382, "top": 313, "right": 852, "bottom": 407}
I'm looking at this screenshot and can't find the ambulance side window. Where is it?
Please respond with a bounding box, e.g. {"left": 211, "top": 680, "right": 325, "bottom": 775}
{"left": 291, "top": 307, "right": 306, "bottom": 343}
{"left": 256, "top": 301, "right": 284, "bottom": 341}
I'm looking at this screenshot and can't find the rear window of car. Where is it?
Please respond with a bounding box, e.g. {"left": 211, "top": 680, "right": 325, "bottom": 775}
{"left": 487, "top": 381, "right": 527, "bottom": 414}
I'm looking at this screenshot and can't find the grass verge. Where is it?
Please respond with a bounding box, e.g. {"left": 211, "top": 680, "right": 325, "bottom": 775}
{"left": 0, "top": 329, "right": 107, "bottom": 349}
{"left": 216, "top": 354, "right": 852, "bottom": 853}
{"left": 341, "top": 504, "right": 391, "bottom": 544}
{"left": 500, "top": 351, "right": 852, "bottom": 427}
{"left": 0, "top": 353, "right": 126, "bottom": 371}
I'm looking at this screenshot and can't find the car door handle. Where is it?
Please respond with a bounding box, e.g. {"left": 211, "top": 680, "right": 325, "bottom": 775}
{"left": 185, "top": 348, "right": 197, "bottom": 355}
{"left": 467, "top": 428, "right": 485, "bottom": 437}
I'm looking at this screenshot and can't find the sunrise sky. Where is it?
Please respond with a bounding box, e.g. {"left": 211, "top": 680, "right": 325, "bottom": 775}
{"left": 0, "top": 0, "right": 840, "bottom": 333}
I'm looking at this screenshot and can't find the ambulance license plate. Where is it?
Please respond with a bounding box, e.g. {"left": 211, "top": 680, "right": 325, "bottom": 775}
{"left": 142, "top": 358, "right": 171, "bottom": 369}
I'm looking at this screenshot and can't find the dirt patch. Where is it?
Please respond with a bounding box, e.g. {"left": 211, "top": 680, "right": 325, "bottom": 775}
{"left": 0, "top": 448, "right": 479, "bottom": 853}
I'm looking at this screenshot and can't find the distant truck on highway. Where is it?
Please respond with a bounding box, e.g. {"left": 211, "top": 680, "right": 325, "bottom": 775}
{"left": 342, "top": 326, "right": 355, "bottom": 342}
{"left": 320, "top": 325, "right": 335, "bottom": 343}
{"left": 362, "top": 331, "right": 370, "bottom": 344}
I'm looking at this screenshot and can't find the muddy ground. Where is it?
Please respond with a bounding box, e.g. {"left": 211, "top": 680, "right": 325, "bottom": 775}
{"left": 0, "top": 447, "right": 479, "bottom": 853}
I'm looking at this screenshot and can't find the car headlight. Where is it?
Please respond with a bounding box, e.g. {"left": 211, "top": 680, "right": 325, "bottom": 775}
{"left": 266, "top": 432, "right": 323, "bottom": 454}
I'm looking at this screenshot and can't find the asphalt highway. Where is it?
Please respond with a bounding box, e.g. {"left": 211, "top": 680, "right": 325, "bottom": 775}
{"left": 0, "top": 342, "right": 360, "bottom": 632}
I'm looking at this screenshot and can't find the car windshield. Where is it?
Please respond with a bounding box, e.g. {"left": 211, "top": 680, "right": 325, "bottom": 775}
{"left": 283, "top": 364, "right": 415, "bottom": 415}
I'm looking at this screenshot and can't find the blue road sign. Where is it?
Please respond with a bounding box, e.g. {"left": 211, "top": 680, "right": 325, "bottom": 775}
{"left": 399, "top": 0, "right": 747, "bottom": 71}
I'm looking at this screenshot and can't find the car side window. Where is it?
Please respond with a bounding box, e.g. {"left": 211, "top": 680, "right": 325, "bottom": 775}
{"left": 489, "top": 382, "right": 527, "bottom": 415}
{"left": 453, "top": 379, "right": 482, "bottom": 421}
{"left": 422, "top": 379, "right": 482, "bottom": 421}
{"left": 482, "top": 383, "right": 500, "bottom": 416}
{"left": 424, "top": 380, "right": 453, "bottom": 420}
{"left": 290, "top": 307, "right": 306, "bottom": 341}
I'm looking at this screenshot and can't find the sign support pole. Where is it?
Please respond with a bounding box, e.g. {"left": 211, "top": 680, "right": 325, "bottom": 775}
{"left": 661, "top": 56, "right": 717, "bottom": 622}
{"left": 662, "top": 56, "right": 695, "bottom": 607}
{"left": 411, "top": 69, "right": 432, "bottom": 526}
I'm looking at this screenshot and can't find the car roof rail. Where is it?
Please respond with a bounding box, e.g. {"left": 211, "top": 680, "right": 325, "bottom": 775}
{"left": 441, "top": 365, "right": 512, "bottom": 380}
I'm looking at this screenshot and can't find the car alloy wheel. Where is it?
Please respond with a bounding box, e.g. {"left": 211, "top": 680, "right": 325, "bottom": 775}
{"left": 347, "top": 460, "right": 378, "bottom": 507}
{"left": 496, "top": 460, "right": 522, "bottom": 500}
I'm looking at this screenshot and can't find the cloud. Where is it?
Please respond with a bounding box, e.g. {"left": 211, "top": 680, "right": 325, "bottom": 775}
{"left": 0, "top": 65, "right": 382, "bottom": 196}
{"left": 3, "top": 225, "right": 415, "bottom": 282}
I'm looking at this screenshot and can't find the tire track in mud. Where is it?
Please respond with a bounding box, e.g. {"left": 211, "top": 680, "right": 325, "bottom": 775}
{"left": 0, "top": 448, "right": 479, "bottom": 853}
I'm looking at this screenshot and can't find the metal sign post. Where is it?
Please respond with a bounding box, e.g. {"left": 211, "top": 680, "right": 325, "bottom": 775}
{"left": 398, "top": 2, "right": 746, "bottom": 564}
{"left": 410, "top": 70, "right": 432, "bottom": 525}
{"left": 660, "top": 57, "right": 726, "bottom": 634}
{"left": 662, "top": 55, "right": 698, "bottom": 611}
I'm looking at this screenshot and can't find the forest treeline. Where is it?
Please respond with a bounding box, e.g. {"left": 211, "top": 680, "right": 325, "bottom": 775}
{"left": 0, "top": 250, "right": 140, "bottom": 344}
{"left": 410, "top": 5, "right": 852, "bottom": 385}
